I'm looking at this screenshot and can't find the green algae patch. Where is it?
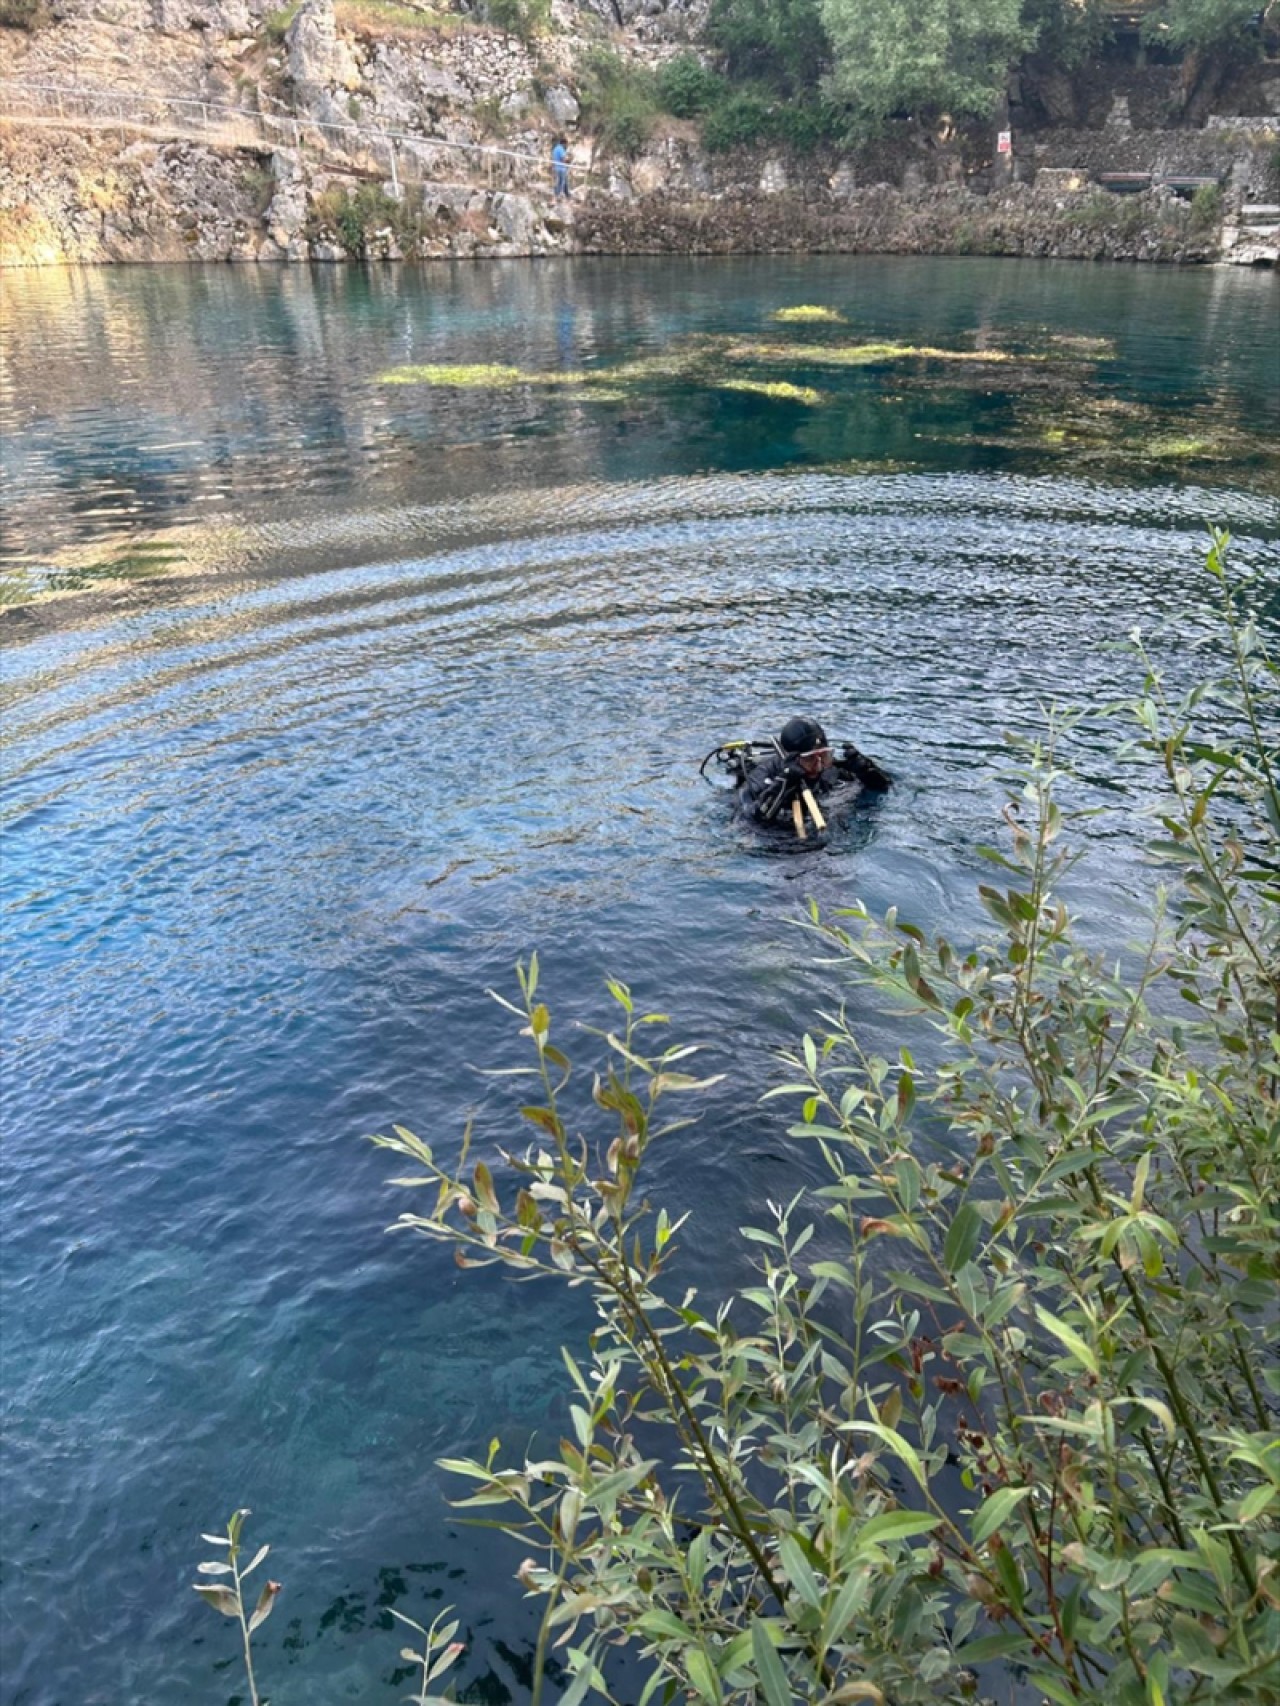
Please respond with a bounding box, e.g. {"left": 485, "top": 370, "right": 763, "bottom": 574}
{"left": 1038, "top": 333, "right": 1118, "bottom": 360}
{"left": 719, "top": 379, "right": 824, "bottom": 405}
{"left": 562, "top": 385, "right": 630, "bottom": 403}
{"left": 377, "top": 353, "right": 716, "bottom": 393}
{"left": 0, "top": 538, "right": 192, "bottom": 609}
{"left": 591, "top": 346, "right": 722, "bottom": 385}
{"left": 724, "top": 339, "right": 1023, "bottom": 368}
{"left": 1144, "top": 435, "right": 1217, "bottom": 460}
{"left": 770, "top": 305, "right": 846, "bottom": 324}
{"left": 377, "top": 363, "right": 528, "bottom": 387}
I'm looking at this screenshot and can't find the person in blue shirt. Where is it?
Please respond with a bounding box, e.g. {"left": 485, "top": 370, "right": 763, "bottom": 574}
{"left": 551, "top": 137, "right": 571, "bottom": 200}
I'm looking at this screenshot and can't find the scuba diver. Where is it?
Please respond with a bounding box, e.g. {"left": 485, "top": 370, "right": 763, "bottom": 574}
{"left": 700, "top": 716, "right": 891, "bottom": 838}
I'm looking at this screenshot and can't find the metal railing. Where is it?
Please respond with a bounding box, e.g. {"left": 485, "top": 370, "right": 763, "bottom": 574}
{"left": 0, "top": 78, "right": 572, "bottom": 196}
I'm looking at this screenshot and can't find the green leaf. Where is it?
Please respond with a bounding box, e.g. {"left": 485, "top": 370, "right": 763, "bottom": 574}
{"left": 993, "top": 1540, "right": 1025, "bottom": 1615}
{"left": 778, "top": 1534, "right": 822, "bottom": 1610}
{"left": 751, "top": 1618, "right": 795, "bottom": 1706}
{"left": 636, "top": 1608, "right": 694, "bottom": 1643}
{"left": 821, "top": 1570, "right": 870, "bottom": 1646}
{"left": 1171, "top": 1612, "right": 1223, "bottom": 1672}
{"left": 247, "top": 1579, "right": 281, "bottom": 1632}
{"left": 1034, "top": 1304, "right": 1099, "bottom": 1376}
{"left": 857, "top": 1510, "right": 938, "bottom": 1547}
{"left": 959, "top": 1632, "right": 1032, "bottom": 1663}
{"left": 1031, "top": 1671, "right": 1081, "bottom": 1706}
{"left": 896, "top": 1156, "right": 921, "bottom": 1212}
{"left": 686, "top": 1646, "right": 723, "bottom": 1704}
{"left": 943, "top": 1201, "right": 982, "bottom": 1273}
{"left": 971, "top": 1486, "right": 1031, "bottom": 1546}
{"left": 842, "top": 1421, "right": 928, "bottom": 1490}
{"left": 1239, "top": 1482, "right": 1276, "bottom": 1521}
{"left": 192, "top": 1584, "right": 240, "bottom": 1617}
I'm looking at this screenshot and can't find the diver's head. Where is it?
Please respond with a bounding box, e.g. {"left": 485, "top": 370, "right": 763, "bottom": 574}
{"left": 779, "top": 716, "right": 831, "bottom": 778}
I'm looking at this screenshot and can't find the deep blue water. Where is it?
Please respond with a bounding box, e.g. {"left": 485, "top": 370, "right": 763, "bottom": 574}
{"left": 1, "top": 256, "right": 1278, "bottom": 1705}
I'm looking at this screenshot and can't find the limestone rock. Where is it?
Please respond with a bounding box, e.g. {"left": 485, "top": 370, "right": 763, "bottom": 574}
{"left": 631, "top": 156, "right": 667, "bottom": 195}
{"left": 286, "top": 0, "right": 360, "bottom": 93}
{"left": 544, "top": 85, "right": 579, "bottom": 127}
{"left": 490, "top": 190, "right": 536, "bottom": 245}
{"left": 265, "top": 147, "right": 308, "bottom": 248}
{"left": 1106, "top": 94, "right": 1132, "bottom": 133}
{"left": 829, "top": 162, "right": 857, "bottom": 198}
{"left": 759, "top": 157, "right": 787, "bottom": 195}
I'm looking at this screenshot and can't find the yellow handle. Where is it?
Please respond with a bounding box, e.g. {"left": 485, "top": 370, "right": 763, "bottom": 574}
{"left": 792, "top": 798, "right": 807, "bottom": 840}
{"left": 802, "top": 787, "right": 827, "bottom": 831}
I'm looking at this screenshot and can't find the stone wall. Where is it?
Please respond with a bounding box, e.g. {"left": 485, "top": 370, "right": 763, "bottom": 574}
{"left": 574, "top": 179, "right": 1225, "bottom": 264}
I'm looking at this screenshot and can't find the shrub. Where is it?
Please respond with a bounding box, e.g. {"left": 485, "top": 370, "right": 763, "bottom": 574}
{"left": 305, "top": 183, "right": 422, "bottom": 253}
{"left": 1190, "top": 181, "right": 1223, "bottom": 227}
{"left": 0, "top": 0, "right": 46, "bottom": 27}
{"left": 699, "top": 86, "right": 840, "bottom": 152}
{"left": 707, "top": 0, "right": 829, "bottom": 96}
{"left": 376, "top": 531, "right": 1280, "bottom": 1706}
{"left": 701, "top": 88, "right": 774, "bottom": 151}
{"left": 1140, "top": 0, "right": 1263, "bottom": 57}
{"left": 482, "top": 0, "right": 549, "bottom": 42}
{"left": 261, "top": 1, "right": 300, "bottom": 44}
{"left": 773, "top": 95, "right": 841, "bottom": 149}
{"left": 576, "top": 48, "right": 658, "bottom": 158}
{"left": 655, "top": 52, "right": 725, "bottom": 119}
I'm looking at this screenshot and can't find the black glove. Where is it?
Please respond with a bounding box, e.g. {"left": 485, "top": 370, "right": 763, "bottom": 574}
{"left": 839, "top": 744, "right": 892, "bottom": 791}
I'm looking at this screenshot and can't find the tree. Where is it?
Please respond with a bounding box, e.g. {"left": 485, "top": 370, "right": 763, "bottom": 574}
{"left": 819, "top": 0, "right": 1036, "bottom": 135}
{"left": 707, "top": 0, "right": 832, "bottom": 97}
{"left": 1141, "top": 0, "right": 1270, "bottom": 55}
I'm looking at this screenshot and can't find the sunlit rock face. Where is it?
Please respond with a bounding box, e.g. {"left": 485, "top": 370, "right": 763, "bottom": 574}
{"left": 1, "top": 0, "right": 1275, "bottom": 266}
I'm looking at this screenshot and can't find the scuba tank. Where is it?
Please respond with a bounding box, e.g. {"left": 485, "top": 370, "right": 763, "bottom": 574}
{"left": 699, "top": 739, "right": 892, "bottom": 793}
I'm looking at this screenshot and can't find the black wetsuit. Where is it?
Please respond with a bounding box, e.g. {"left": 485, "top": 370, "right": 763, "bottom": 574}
{"left": 738, "top": 745, "right": 891, "bottom": 826}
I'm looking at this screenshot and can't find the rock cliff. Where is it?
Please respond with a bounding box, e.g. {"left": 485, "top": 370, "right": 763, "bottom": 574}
{"left": 1, "top": 0, "right": 1277, "bottom": 265}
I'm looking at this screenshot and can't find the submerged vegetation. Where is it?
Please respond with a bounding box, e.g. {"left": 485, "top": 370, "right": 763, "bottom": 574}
{"left": 371, "top": 533, "right": 1279, "bottom": 1706}
{"left": 0, "top": 539, "right": 189, "bottom": 606}
{"left": 770, "top": 305, "right": 848, "bottom": 324}
{"left": 718, "top": 377, "right": 825, "bottom": 404}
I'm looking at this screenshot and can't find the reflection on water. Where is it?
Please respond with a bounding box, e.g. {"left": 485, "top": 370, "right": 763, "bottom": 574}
{"left": 1, "top": 258, "right": 1278, "bottom": 1706}
{"left": 2, "top": 257, "right": 1277, "bottom": 599}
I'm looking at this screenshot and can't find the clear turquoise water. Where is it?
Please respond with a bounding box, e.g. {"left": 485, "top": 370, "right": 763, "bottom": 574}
{"left": 1, "top": 256, "right": 1278, "bottom": 1705}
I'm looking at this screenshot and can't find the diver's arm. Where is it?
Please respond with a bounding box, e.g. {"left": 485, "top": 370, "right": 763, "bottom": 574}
{"left": 834, "top": 744, "right": 892, "bottom": 791}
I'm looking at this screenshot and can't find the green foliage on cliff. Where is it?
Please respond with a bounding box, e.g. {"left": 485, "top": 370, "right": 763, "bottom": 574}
{"left": 655, "top": 52, "right": 727, "bottom": 118}
{"left": 707, "top": 0, "right": 832, "bottom": 95}
{"left": 576, "top": 48, "right": 660, "bottom": 157}
{"left": 1022, "top": 0, "right": 1114, "bottom": 65}
{"left": 820, "top": 0, "right": 1035, "bottom": 131}
{"left": 481, "top": 0, "right": 550, "bottom": 44}
{"left": 1141, "top": 0, "right": 1268, "bottom": 54}
{"left": 0, "top": 0, "right": 47, "bottom": 27}
{"left": 306, "top": 183, "right": 422, "bottom": 253}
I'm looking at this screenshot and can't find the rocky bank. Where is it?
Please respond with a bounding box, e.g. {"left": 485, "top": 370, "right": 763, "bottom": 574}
{"left": 2, "top": 0, "right": 1278, "bottom": 265}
